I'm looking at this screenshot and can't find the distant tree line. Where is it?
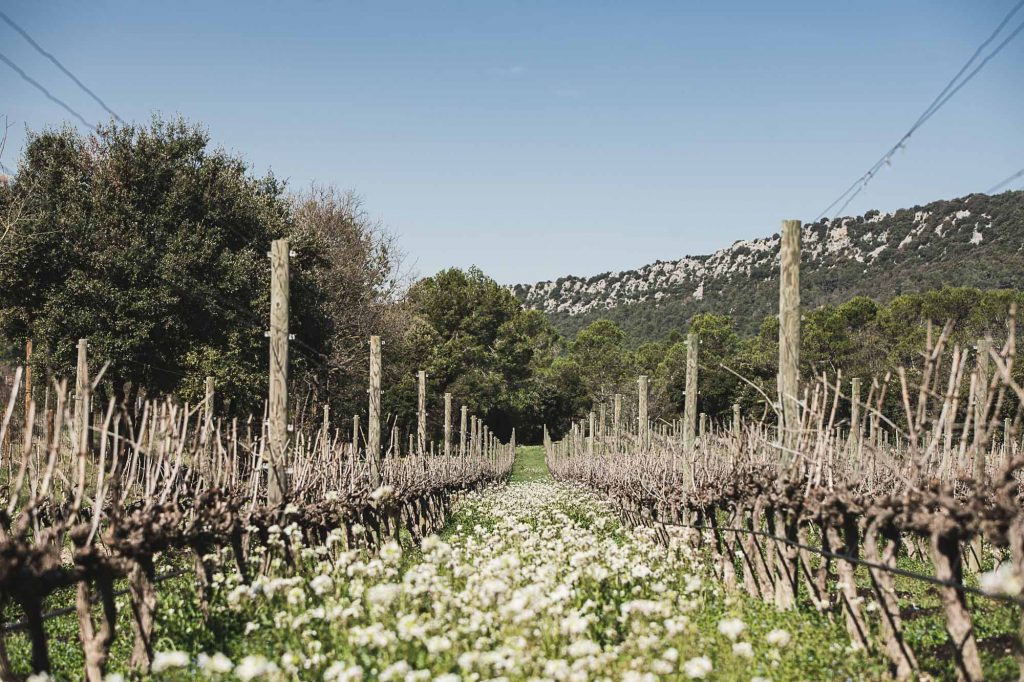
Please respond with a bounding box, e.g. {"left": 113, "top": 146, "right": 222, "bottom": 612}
{"left": 1, "top": 117, "right": 1020, "bottom": 444}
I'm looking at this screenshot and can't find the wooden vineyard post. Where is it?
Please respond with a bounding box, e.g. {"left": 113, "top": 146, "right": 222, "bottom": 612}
{"left": 588, "top": 411, "right": 595, "bottom": 457}
{"left": 203, "top": 376, "right": 215, "bottom": 460}
{"left": 471, "top": 416, "right": 478, "bottom": 457}
{"left": 444, "top": 393, "right": 452, "bottom": 457}
{"left": 267, "top": 238, "right": 290, "bottom": 505}
{"left": 683, "top": 332, "right": 698, "bottom": 453}
{"left": 849, "top": 377, "right": 862, "bottom": 463}
{"left": 23, "top": 338, "right": 32, "bottom": 438}
{"left": 417, "top": 370, "right": 427, "bottom": 456}
{"left": 973, "top": 338, "right": 990, "bottom": 481}
{"left": 1004, "top": 417, "right": 1013, "bottom": 465}
{"left": 352, "top": 414, "right": 360, "bottom": 456}
{"left": 732, "top": 403, "right": 741, "bottom": 441}
{"left": 637, "top": 375, "right": 649, "bottom": 451}
{"left": 778, "top": 219, "right": 801, "bottom": 465}
{"left": 74, "top": 338, "right": 89, "bottom": 454}
{"left": 598, "top": 402, "right": 606, "bottom": 454}
{"left": 367, "top": 335, "right": 382, "bottom": 485}
{"left": 613, "top": 393, "right": 622, "bottom": 451}
{"left": 321, "top": 404, "right": 330, "bottom": 458}
{"left": 460, "top": 405, "right": 468, "bottom": 456}
{"left": 966, "top": 338, "right": 991, "bottom": 573}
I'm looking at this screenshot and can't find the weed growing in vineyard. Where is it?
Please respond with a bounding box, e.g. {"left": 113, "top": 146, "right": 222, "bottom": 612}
{"left": 47, "top": 479, "right": 887, "bottom": 681}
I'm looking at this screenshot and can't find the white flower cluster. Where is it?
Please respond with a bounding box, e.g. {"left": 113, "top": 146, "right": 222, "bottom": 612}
{"left": 152, "top": 482, "right": 841, "bottom": 679}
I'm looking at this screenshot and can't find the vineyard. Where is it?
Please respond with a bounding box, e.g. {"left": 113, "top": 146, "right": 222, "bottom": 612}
{"left": 546, "top": 224, "right": 1024, "bottom": 681}
{"left": 0, "top": 218, "right": 1021, "bottom": 681}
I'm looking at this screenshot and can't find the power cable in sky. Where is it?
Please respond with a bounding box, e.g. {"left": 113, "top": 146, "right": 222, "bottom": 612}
{"left": 987, "top": 167, "right": 1024, "bottom": 194}
{"left": 815, "top": 0, "right": 1024, "bottom": 222}
{"left": 0, "top": 50, "right": 94, "bottom": 128}
{"left": 0, "top": 10, "right": 123, "bottom": 123}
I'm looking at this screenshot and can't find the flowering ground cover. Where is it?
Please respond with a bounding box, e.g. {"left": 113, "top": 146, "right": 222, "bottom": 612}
{"left": 106, "top": 446, "right": 886, "bottom": 681}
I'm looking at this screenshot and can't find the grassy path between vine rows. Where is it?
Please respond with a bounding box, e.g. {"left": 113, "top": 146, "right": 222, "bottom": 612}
{"left": 115, "top": 446, "right": 883, "bottom": 680}
{"left": 9, "top": 447, "right": 895, "bottom": 680}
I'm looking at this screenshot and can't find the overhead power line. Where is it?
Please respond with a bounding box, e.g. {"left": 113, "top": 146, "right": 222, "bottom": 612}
{"left": 816, "top": 0, "right": 1024, "bottom": 222}
{"left": 987, "top": 167, "right": 1024, "bottom": 194}
{"left": 0, "top": 10, "right": 123, "bottom": 123}
{"left": 0, "top": 50, "right": 94, "bottom": 128}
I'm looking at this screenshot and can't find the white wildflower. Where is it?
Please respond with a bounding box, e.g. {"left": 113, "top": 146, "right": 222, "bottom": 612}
{"left": 323, "top": 662, "right": 363, "bottom": 682}
{"left": 151, "top": 650, "right": 189, "bottom": 673}
{"left": 234, "top": 655, "right": 278, "bottom": 681}
{"left": 379, "top": 540, "right": 402, "bottom": 564}
{"left": 369, "top": 484, "right": 394, "bottom": 502}
{"left": 766, "top": 628, "right": 791, "bottom": 648}
{"left": 980, "top": 562, "right": 1024, "bottom": 596}
{"left": 732, "top": 641, "right": 754, "bottom": 659}
{"left": 630, "top": 564, "right": 652, "bottom": 579}
{"left": 566, "top": 639, "right": 601, "bottom": 658}
{"left": 366, "top": 582, "right": 401, "bottom": 607}
{"left": 310, "top": 574, "right": 334, "bottom": 596}
{"left": 683, "top": 656, "right": 713, "bottom": 679}
{"left": 718, "top": 617, "right": 746, "bottom": 641}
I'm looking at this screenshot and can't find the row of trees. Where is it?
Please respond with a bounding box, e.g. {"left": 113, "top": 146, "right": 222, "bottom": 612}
{"left": 0, "top": 118, "right": 406, "bottom": 428}
{"left": 562, "top": 287, "right": 1024, "bottom": 430}
{"left": 2, "top": 117, "right": 1020, "bottom": 445}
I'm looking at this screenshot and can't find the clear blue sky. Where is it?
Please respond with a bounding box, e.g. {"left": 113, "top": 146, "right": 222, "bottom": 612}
{"left": 2, "top": 1, "right": 1022, "bottom": 284}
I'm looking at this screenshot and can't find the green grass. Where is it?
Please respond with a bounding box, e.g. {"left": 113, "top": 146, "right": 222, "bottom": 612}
{"left": 510, "top": 445, "right": 552, "bottom": 482}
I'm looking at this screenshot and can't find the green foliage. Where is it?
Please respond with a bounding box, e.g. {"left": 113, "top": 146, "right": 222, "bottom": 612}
{"left": 0, "top": 118, "right": 293, "bottom": 411}
{"left": 566, "top": 319, "right": 632, "bottom": 403}
{"left": 0, "top": 119, "right": 403, "bottom": 421}
{"left": 403, "top": 267, "right": 577, "bottom": 443}
{"left": 546, "top": 287, "right": 1023, "bottom": 428}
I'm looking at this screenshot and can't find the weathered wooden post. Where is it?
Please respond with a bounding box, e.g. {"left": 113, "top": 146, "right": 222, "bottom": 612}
{"left": 968, "top": 339, "right": 991, "bottom": 572}
{"left": 683, "top": 332, "right": 698, "bottom": 453}
{"left": 973, "top": 338, "right": 990, "bottom": 481}
{"left": 23, "top": 338, "right": 32, "bottom": 437}
{"left": 320, "top": 404, "right": 330, "bottom": 457}
{"left": 588, "top": 411, "right": 595, "bottom": 457}
{"left": 444, "top": 393, "right": 452, "bottom": 457}
{"left": 849, "top": 377, "right": 862, "bottom": 460}
{"left": 352, "top": 414, "right": 360, "bottom": 455}
{"left": 471, "top": 415, "right": 478, "bottom": 457}
{"left": 417, "top": 370, "right": 427, "bottom": 456}
{"left": 613, "top": 393, "right": 622, "bottom": 451}
{"left": 1004, "top": 417, "right": 1013, "bottom": 464}
{"left": 73, "top": 338, "right": 89, "bottom": 453}
{"left": 732, "top": 403, "right": 741, "bottom": 441}
{"left": 778, "top": 219, "right": 801, "bottom": 464}
{"left": 460, "top": 405, "right": 468, "bottom": 456}
{"left": 202, "top": 375, "right": 215, "bottom": 465}
{"left": 204, "top": 376, "right": 215, "bottom": 447}
{"left": 367, "top": 335, "right": 382, "bottom": 485}
{"left": 637, "top": 375, "right": 649, "bottom": 451}
{"left": 268, "top": 238, "right": 290, "bottom": 505}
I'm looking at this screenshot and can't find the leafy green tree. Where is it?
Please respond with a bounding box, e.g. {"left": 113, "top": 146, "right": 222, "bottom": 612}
{"left": 568, "top": 319, "right": 631, "bottom": 405}
{"left": 0, "top": 118, "right": 306, "bottom": 412}
{"left": 653, "top": 314, "right": 740, "bottom": 419}
{"left": 405, "top": 267, "right": 569, "bottom": 442}
{"left": 289, "top": 185, "right": 408, "bottom": 426}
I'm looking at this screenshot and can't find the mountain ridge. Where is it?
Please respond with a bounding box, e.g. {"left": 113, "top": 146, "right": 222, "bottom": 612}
{"left": 512, "top": 190, "right": 1024, "bottom": 340}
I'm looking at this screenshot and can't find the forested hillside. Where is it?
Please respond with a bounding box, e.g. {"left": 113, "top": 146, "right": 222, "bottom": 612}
{"left": 514, "top": 191, "right": 1024, "bottom": 340}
